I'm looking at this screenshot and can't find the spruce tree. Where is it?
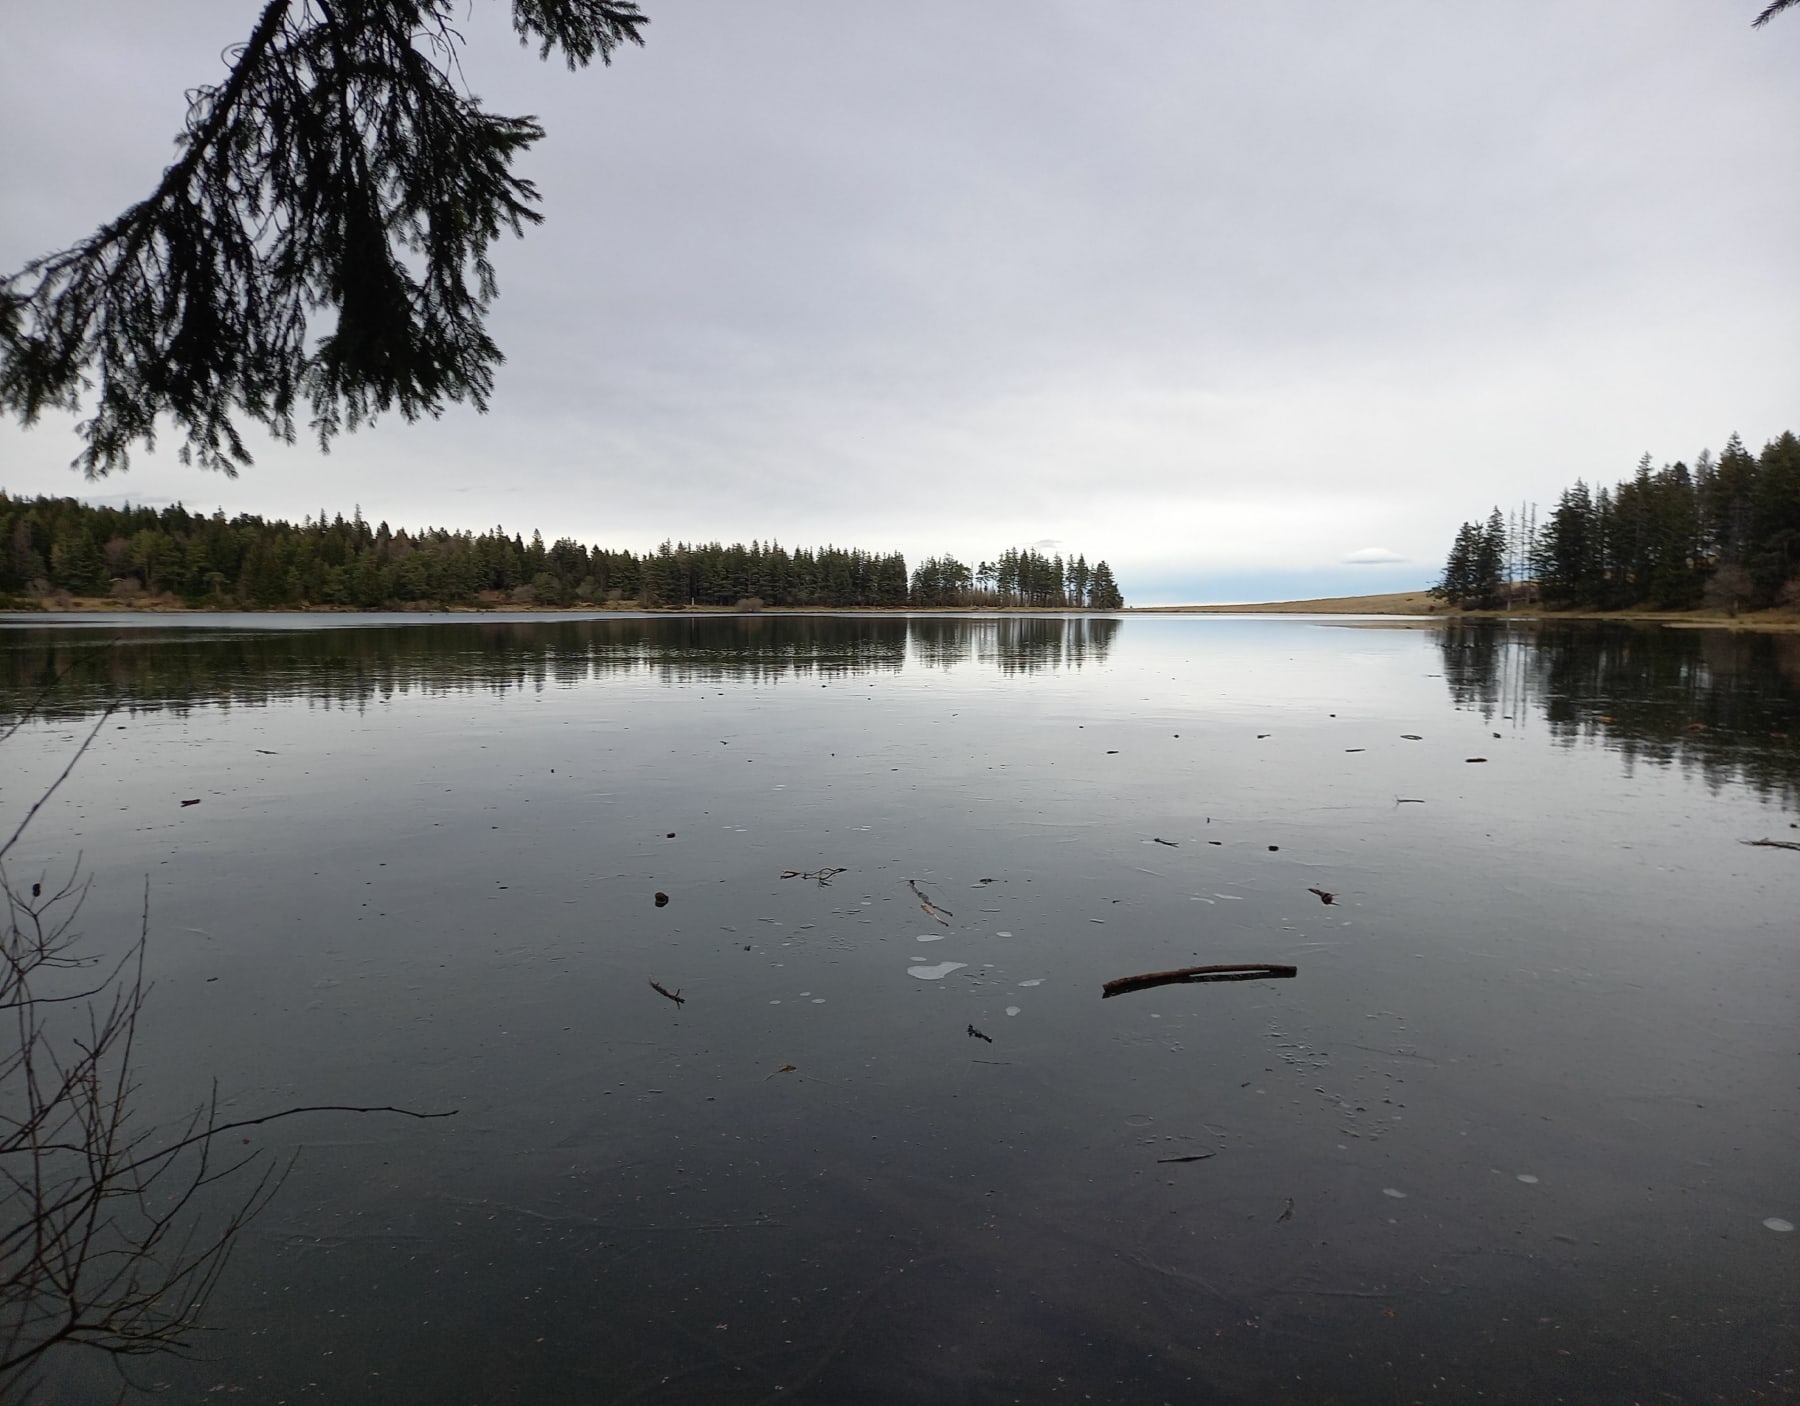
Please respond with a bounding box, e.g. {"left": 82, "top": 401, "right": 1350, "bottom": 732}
{"left": 0, "top": 1, "right": 647, "bottom": 477}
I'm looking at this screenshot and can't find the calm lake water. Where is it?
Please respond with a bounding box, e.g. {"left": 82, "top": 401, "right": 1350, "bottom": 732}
{"left": 2, "top": 613, "right": 1796, "bottom": 1405}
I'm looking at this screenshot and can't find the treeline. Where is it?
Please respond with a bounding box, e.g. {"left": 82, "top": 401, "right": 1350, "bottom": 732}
{"left": 0, "top": 495, "right": 1125, "bottom": 610}
{"left": 1434, "top": 430, "right": 1800, "bottom": 612}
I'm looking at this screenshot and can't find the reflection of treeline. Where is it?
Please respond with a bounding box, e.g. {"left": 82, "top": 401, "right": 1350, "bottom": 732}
{"left": 0, "top": 616, "right": 1120, "bottom": 722}
{"left": 1435, "top": 430, "right": 1800, "bottom": 611}
{"left": 1439, "top": 621, "right": 1800, "bottom": 805}
{"left": 0, "top": 495, "right": 1124, "bottom": 610}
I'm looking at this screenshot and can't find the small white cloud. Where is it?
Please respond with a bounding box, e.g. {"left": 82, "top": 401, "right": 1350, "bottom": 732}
{"left": 1341, "top": 547, "right": 1408, "bottom": 565}
{"left": 1029, "top": 538, "right": 1064, "bottom": 552}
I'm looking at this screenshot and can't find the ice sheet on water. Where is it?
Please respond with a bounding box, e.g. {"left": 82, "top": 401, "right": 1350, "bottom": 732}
{"left": 907, "top": 961, "right": 968, "bottom": 980}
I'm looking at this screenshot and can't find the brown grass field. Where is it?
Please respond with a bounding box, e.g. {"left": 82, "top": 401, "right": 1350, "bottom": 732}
{"left": 1131, "top": 590, "right": 1442, "bottom": 614}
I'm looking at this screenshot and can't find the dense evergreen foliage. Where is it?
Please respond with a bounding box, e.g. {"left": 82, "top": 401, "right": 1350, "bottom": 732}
{"left": 0, "top": 494, "right": 1125, "bottom": 610}
{"left": 1433, "top": 431, "right": 1800, "bottom": 612}
{"left": 0, "top": 1, "right": 647, "bottom": 476}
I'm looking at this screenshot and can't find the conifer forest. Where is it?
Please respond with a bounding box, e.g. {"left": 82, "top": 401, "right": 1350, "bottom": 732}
{"left": 1434, "top": 431, "right": 1800, "bottom": 612}
{"left": 0, "top": 495, "right": 1125, "bottom": 611}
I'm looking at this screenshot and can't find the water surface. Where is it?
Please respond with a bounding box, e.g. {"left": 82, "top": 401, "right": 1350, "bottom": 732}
{"left": 2, "top": 614, "right": 1795, "bottom": 1404}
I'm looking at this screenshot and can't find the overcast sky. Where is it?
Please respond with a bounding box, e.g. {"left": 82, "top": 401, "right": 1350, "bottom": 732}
{"left": 2, "top": 2, "right": 1795, "bottom": 604}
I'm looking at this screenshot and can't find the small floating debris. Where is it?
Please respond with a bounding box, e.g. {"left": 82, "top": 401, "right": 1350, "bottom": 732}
{"left": 907, "top": 878, "right": 954, "bottom": 926}
{"left": 1515, "top": 1173, "right": 1539, "bottom": 1184}
{"left": 1395, "top": 797, "right": 1426, "bottom": 804}
{"left": 780, "top": 866, "right": 848, "bottom": 885}
{"left": 916, "top": 933, "right": 946, "bottom": 943}
{"left": 180, "top": 798, "right": 201, "bottom": 807}
{"left": 1764, "top": 1217, "right": 1794, "bottom": 1232}
{"left": 1004, "top": 1005, "right": 1021, "bottom": 1016}
{"left": 654, "top": 891, "right": 670, "bottom": 907}
{"left": 648, "top": 978, "right": 685, "bottom": 1007}
{"left": 1344, "top": 748, "right": 1365, "bottom": 753}
{"left": 1307, "top": 887, "right": 1336, "bottom": 905}
{"left": 1152, "top": 837, "right": 1179, "bottom": 847}
{"left": 1740, "top": 838, "right": 1800, "bottom": 852}
{"left": 1156, "top": 1153, "right": 1215, "bottom": 1164}
{"left": 1382, "top": 1187, "right": 1408, "bottom": 1199}
{"left": 1102, "top": 963, "right": 1297, "bottom": 998}
{"left": 1464, "top": 757, "right": 1488, "bottom": 764}
{"left": 967, "top": 1024, "right": 993, "bottom": 1043}
{"left": 1400, "top": 734, "right": 1422, "bottom": 741}
{"left": 1277, "top": 1198, "right": 1295, "bottom": 1222}
{"left": 908, "top": 961, "right": 968, "bottom": 981}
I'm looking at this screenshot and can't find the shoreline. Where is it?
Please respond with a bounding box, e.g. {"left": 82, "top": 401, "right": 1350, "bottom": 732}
{"left": 5, "top": 591, "right": 1799, "bottom": 632}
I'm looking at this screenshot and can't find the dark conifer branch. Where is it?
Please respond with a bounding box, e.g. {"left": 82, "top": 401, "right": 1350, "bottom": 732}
{"left": 0, "top": 2, "right": 646, "bottom": 478}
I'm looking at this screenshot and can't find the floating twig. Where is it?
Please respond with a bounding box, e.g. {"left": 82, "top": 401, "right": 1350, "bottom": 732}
{"left": 1307, "top": 887, "right": 1336, "bottom": 905}
{"left": 1151, "top": 837, "right": 1179, "bottom": 848}
{"left": 1740, "top": 838, "right": 1800, "bottom": 852}
{"left": 907, "top": 878, "right": 953, "bottom": 926}
{"left": 1395, "top": 797, "right": 1426, "bottom": 805}
{"left": 1155, "top": 1153, "right": 1215, "bottom": 1164}
{"left": 1277, "top": 1198, "right": 1295, "bottom": 1222}
{"left": 648, "top": 978, "right": 685, "bottom": 1007}
{"left": 966, "top": 1024, "right": 993, "bottom": 1043}
{"left": 780, "top": 866, "right": 847, "bottom": 885}
{"left": 1102, "top": 963, "right": 1297, "bottom": 998}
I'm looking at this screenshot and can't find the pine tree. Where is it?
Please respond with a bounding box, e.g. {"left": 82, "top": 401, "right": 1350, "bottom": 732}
{"left": 0, "top": 1, "right": 647, "bottom": 477}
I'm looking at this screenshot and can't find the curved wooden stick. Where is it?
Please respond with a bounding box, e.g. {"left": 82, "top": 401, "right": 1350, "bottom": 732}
{"left": 1102, "top": 963, "right": 1296, "bottom": 998}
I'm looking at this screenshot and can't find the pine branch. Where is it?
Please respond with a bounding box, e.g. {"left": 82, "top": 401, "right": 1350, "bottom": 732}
{"left": 0, "top": 1, "right": 646, "bottom": 479}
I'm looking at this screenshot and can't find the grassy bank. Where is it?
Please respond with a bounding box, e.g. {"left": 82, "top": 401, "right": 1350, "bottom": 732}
{"left": 1130, "top": 590, "right": 1800, "bottom": 631}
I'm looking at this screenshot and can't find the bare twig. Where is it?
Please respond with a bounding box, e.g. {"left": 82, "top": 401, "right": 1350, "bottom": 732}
{"left": 779, "top": 867, "right": 846, "bottom": 886}
{"left": 1740, "top": 838, "right": 1800, "bottom": 852}
{"left": 648, "top": 978, "right": 685, "bottom": 1007}
{"left": 906, "top": 879, "right": 952, "bottom": 926}
{"left": 0, "top": 706, "right": 117, "bottom": 862}
{"left": 1101, "top": 963, "right": 1298, "bottom": 998}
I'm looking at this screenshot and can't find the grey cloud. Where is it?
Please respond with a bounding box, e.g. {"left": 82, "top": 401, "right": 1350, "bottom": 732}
{"left": 1, "top": 1, "right": 1795, "bottom": 605}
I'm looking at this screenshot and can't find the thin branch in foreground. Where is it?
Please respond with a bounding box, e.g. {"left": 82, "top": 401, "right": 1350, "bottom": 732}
{"left": 0, "top": 706, "right": 116, "bottom": 862}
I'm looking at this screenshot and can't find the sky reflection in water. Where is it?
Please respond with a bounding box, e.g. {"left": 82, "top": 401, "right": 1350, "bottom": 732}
{"left": 3, "top": 614, "right": 1796, "bottom": 1405}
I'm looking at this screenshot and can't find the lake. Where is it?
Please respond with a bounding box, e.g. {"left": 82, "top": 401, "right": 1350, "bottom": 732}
{"left": 2, "top": 612, "right": 1795, "bottom": 1404}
